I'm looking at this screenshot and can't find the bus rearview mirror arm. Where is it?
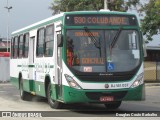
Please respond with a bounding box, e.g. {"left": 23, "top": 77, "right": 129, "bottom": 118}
{"left": 57, "top": 34, "right": 63, "bottom": 47}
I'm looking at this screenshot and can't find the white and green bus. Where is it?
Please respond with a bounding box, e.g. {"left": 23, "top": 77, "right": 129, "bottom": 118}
{"left": 10, "top": 10, "right": 145, "bottom": 109}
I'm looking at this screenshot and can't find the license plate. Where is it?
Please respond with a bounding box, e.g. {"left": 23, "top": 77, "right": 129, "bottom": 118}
{"left": 100, "top": 96, "right": 114, "bottom": 102}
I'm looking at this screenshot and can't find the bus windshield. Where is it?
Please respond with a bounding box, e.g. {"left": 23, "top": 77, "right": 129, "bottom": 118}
{"left": 66, "top": 29, "right": 140, "bottom": 73}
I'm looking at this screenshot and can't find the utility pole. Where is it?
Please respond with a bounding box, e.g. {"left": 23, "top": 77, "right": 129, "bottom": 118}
{"left": 4, "top": 0, "right": 12, "bottom": 52}
{"left": 104, "top": 0, "right": 108, "bottom": 9}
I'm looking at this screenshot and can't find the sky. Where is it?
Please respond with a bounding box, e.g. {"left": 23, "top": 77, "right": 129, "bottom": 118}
{"left": 0, "top": 0, "right": 52, "bottom": 38}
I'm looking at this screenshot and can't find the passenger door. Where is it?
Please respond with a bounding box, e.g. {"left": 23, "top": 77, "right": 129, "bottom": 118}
{"left": 28, "top": 34, "right": 36, "bottom": 92}
{"left": 54, "top": 22, "right": 63, "bottom": 98}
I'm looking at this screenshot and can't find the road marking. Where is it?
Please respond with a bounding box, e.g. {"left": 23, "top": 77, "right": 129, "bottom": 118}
{"left": 146, "top": 86, "right": 160, "bottom": 88}
{"left": 0, "top": 83, "right": 12, "bottom": 86}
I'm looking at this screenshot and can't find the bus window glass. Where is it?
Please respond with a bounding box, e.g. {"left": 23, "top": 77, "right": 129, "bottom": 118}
{"left": 66, "top": 29, "right": 140, "bottom": 72}
{"left": 13, "top": 36, "right": 18, "bottom": 58}
{"left": 37, "top": 28, "right": 45, "bottom": 57}
{"left": 19, "top": 35, "right": 24, "bottom": 58}
{"left": 66, "top": 30, "right": 105, "bottom": 72}
{"left": 45, "top": 25, "right": 54, "bottom": 57}
{"left": 24, "top": 34, "right": 29, "bottom": 58}
{"left": 106, "top": 30, "right": 140, "bottom": 72}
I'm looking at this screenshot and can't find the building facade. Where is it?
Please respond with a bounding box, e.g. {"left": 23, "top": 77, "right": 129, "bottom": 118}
{"left": 0, "top": 38, "right": 10, "bottom": 52}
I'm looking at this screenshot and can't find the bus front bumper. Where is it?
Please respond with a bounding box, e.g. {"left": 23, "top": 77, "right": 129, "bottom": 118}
{"left": 62, "top": 84, "right": 145, "bottom": 103}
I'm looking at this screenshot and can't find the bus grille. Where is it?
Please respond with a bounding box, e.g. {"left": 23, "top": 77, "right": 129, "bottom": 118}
{"left": 76, "top": 75, "right": 133, "bottom": 82}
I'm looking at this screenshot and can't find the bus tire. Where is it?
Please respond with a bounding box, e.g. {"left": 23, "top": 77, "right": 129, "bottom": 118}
{"left": 19, "top": 79, "right": 32, "bottom": 101}
{"left": 104, "top": 101, "right": 122, "bottom": 109}
{"left": 47, "top": 82, "right": 62, "bottom": 109}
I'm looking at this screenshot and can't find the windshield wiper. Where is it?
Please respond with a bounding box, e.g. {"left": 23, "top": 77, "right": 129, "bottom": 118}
{"left": 110, "top": 27, "right": 122, "bottom": 49}
{"left": 84, "top": 26, "right": 102, "bottom": 56}
{"left": 108, "top": 27, "right": 122, "bottom": 61}
{"left": 84, "top": 26, "right": 101, "bottom": 49}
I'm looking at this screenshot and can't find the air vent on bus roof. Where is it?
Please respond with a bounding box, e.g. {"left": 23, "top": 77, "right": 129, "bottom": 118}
{"left": 99, "top": 9, "right": 110, "bottom": 12}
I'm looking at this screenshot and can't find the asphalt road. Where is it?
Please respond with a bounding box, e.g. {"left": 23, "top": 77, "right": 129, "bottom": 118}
{"left": 0, "top": 82, "right": 160, "bottom": 119}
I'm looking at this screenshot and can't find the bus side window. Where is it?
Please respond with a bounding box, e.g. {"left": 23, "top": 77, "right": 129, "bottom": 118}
{"left": 23, "top": 33, "right": 29, "bottom": 58}
{"left": 37, "top": 28, "right": 45, "bottom": 57}
{"left": 44, "top": 24, "right": 54, "bottom": 57}
{"left": 18, "top": 35, "right": 24, "bottom": 58}
{"left": 13, "top": 36, "right": 18, "bottom": 59}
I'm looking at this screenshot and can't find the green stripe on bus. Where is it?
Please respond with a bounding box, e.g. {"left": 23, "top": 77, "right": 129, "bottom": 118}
{"left": 28, "top": 65, "right": 35, "bottom": 67}
{"left": 50, "top": 65, "right": 54, "bottom": 68}
{"left": 17, "top": 65, "right": 54, "bottom": 68}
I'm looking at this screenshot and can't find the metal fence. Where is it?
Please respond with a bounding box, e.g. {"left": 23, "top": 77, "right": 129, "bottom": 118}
{"left": 144, "top": 61, "right": 160, "bottom": 82}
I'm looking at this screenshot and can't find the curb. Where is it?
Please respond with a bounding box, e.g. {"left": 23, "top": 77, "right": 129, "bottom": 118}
{"left": 145, "top": 83, "right": 160, "bottom": 86}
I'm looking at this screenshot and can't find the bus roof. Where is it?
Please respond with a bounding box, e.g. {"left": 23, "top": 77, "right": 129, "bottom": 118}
{"left": 11, "top": 11, "right": 136, "bottom": 36}
{"left": 64, "top": 10, "right": 135, "bottom": 16}
{"left": 11, "top": 13, "right": 64, "bottom": 36}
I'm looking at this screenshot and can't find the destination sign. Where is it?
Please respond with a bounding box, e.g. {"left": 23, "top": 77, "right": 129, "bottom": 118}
{"left": 65, "top": 14, "right": 137, "bottom": 26}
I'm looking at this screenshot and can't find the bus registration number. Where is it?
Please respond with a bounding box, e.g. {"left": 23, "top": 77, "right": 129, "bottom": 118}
{"left": 100, "top": 96, "right": 114, "bottom": 102}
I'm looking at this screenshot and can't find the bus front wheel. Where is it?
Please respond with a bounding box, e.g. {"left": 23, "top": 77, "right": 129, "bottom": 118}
{"left": 104, "top": 101, "right": 122, "bottom": 109}
{"left": 47, "top": 83, "right": 62, "bottom": 109}
{"left": 19, "top": 79, "right": 32, "bottom": 101}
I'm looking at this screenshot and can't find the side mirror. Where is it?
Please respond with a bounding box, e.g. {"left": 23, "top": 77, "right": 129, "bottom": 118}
{"left": 57, "top": 34, "right": 63, "bottom": 47}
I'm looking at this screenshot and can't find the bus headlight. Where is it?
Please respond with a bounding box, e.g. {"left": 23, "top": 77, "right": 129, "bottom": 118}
{"left": 65, "top": 74, "right": 82, "bottom": 89}
{"left": 131, "top": 73, "right": 144, "bottom": 88}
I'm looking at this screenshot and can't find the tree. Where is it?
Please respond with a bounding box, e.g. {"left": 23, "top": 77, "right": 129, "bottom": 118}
{"left": 49, "top": 0, "right": 139, "bottom": 15}
{"left": 140, "top": 0, "right": 160, "bottom": 41}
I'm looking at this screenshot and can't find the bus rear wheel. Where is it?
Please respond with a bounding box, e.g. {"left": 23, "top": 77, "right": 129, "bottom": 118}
{"left": 47, "top": 83, "right": 62, "bottom": 109}
{"left": 104, "top": 101, "right": 122, "bottom": 109}
{"left": 19, "top": 79, "right": 32, "bottom": 101}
